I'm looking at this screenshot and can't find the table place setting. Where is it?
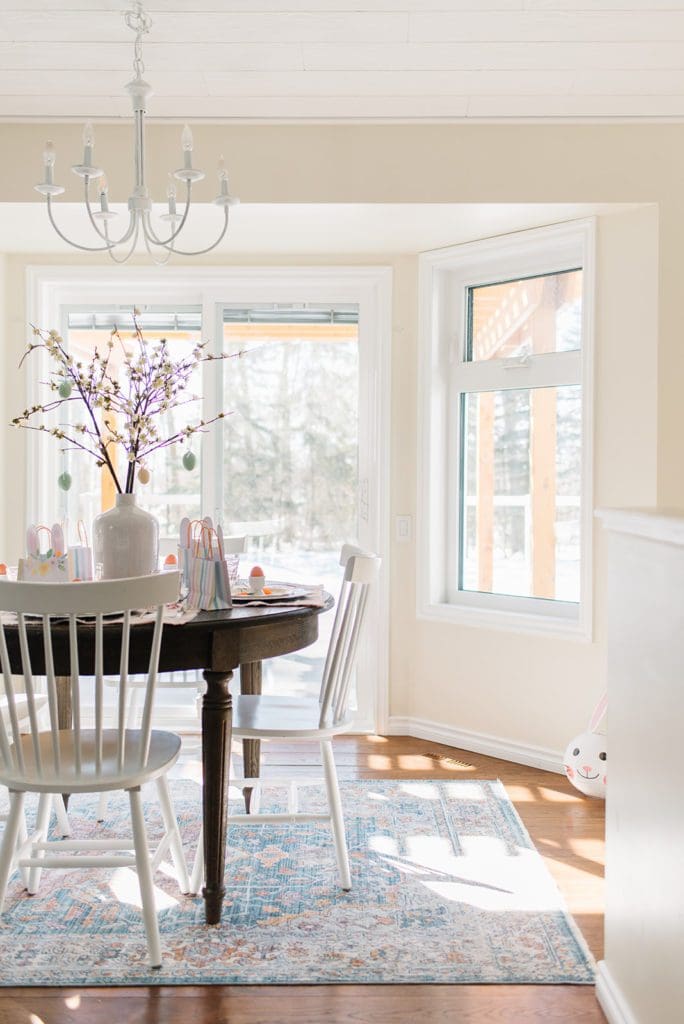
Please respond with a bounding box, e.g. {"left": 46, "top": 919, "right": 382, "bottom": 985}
{"left": 230, "top": 582, "right": 327, "bottom": 609}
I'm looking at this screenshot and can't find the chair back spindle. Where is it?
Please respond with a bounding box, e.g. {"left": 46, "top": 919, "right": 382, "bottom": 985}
{"left": 41, "top": 614, "right": 61, "bottom": 774}
{"left": 0, "top": 573, "right": 179, "bottom": 791}
{"left": 318, "top": 546, "right": 380, "bottom": 729}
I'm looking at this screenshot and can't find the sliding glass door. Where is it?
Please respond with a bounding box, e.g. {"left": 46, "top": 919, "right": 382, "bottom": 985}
{"left": 218, "top": 304, "right": 360, "bottom": 704}
{"left": 28, "top": 266, "right": 389, "bottom": 733}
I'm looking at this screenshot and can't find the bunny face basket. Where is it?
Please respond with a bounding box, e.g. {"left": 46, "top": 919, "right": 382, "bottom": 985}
{"left": 18, "top": 524, "right": 69, "bottom": 582}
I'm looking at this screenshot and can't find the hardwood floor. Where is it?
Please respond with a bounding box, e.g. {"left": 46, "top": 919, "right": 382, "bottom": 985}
{"left": 0, "top": 735, "right": 606, "bottom": 1024}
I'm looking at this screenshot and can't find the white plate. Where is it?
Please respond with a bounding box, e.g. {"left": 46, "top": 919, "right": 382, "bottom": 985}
{"left": 231, "top": 582, "right": 308, "bottom": 602}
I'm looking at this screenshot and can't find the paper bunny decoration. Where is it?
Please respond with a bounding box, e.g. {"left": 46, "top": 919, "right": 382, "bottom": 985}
{"left": 19, "top": 522, "right": 69, "bottom": 581}
{"left": 563, "top": 692, "right": 607, "bottom": 799}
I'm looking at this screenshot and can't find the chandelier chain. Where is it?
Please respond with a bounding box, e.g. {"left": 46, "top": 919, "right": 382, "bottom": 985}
{"left": 125, "top": 1, "right": 152, "bottom": 80}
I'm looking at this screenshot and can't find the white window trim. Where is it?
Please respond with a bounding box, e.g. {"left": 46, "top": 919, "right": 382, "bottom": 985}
{"left": 25, "top": 263, "right": 392, "bottom": 732}
{"left": 417, "top": 219, "right": 595, "bottom": 641}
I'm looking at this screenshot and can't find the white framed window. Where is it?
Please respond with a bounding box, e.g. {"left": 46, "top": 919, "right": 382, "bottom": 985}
{"left": 418, "top": 220, "right": 595, "bottom": 638}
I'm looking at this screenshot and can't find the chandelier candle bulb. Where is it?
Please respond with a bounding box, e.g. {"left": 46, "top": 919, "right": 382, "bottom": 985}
{"left": 82, "top": 121, "right": 95, "bottom": 167}
{"left": 93, "top": 174, "right": 115, "bottom": 221}
{"left": 161, "top": 173, "right": 181, "bottom": 223}
{"left": 43, "top": 141, "right": 55, "bottom": 182}
{"left": 182, "top": 125, "right": 194, "bottom": 172}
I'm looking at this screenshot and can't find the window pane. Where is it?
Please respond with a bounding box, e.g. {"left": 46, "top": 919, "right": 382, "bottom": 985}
{"left": 467, "top": 269, "right": 582, "bottom": 362}
{"left": 222, "top": 312, "right": 359, "bottom": 702}
{"left": 460, "top": 386, "right": 581, "bottom": 602}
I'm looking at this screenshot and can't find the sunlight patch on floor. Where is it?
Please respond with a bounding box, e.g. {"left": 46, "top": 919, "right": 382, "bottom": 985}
{"left": 368, "top": 834, "right": 398, "bottom": 856}
{"left": 443, "top": 781, "right": 487, "bottom": 800}
{"left": 505, "top": 784, "right": 537, "bottom": 802}
{"left": 396, "top": 755, "right": 438, "bottom": 771}
{"left": 367, "top": 753, "right": 393, "bottom": 770}
{"left": 398, "top": 781, "right": 441, "bottom": 800}
{"left": 109, "top": 867, "right": 179, "bottom": 911}
{"left": 370, "top": 830, "right": 564, "bottom": 914}
{"left": 538, "top": 785, "right": 585, "bottom": 803}
{"left": 567, "top": 836, "right": 605, "bottom": 864}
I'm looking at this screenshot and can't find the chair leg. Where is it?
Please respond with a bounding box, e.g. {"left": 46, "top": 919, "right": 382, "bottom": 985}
{"left": 52, "top": 795, "right": 71, "bottom": 838}
{"left": 17, "top": 808, "right": 29, "bottom": 888}
{"left": 320, "top": 739, "right": 351, "bottom": 891}
{"left": 155, "top": 775, "right": 190, "bottom": 895}
{"left": 128, "top": 787, "right": 162, "bottom": 969}
{"left": 96, "top": 791, "right": 110, "bottom": 822}
{"left": 0, "top": 792, "right": 25, "bottom": 913}
{"left": 27, "top": 793, "right": 52, "bottom": 895}
{"left": 189, "top": 824, "right": 204, "bottom": 897}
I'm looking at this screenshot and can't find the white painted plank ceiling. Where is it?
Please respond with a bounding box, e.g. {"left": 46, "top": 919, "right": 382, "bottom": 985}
{"left": 1, "top": 2, "right": 684, "bottom": 120}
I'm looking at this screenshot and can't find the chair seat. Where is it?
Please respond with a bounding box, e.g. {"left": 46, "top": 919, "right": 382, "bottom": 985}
{"left": 0, "top": 729, "right": 182, "bottom": 794}
{"left": 233, "top": 694, "right": 352, "bottom": 739}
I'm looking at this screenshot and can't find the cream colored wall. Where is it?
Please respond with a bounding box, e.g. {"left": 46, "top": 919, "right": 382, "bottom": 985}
{"left": 0, "top": 122, "right": 670, "bottom": 759}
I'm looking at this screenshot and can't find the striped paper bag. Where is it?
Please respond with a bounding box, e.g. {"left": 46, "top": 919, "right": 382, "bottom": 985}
{"left": 185, "top": 525, "right": 233, "bottom": 611}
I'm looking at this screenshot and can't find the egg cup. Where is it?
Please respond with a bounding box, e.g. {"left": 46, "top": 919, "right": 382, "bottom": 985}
{"left": 249, "top": 575, "right": 265, "bottom": 594}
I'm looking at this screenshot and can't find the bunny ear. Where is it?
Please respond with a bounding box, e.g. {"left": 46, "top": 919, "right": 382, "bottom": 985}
{"left": 589, "top": 691, "right": 608, "bottom": 732}
{"left": 52, "top": 523, "right": 65, "bottom": 556}
{"left": 26, "top": 525, "right": 38, "bottom": 557}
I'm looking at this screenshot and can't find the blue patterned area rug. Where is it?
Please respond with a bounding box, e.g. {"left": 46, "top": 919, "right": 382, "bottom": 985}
{"left": 0, "top": 779, "right": 595, "bottom": 986}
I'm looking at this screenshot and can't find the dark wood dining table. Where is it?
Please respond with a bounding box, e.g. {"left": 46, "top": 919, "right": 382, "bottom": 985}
{"left": 5, "top": 598, "right": 332, "bottom": 926}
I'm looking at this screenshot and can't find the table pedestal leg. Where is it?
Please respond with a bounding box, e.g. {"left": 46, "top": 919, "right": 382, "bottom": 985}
{"left": 56, "top": 676, "right": 71, "bottom": 809}
{"left": 239, "top": 662, "right": 262, "bottom": 813}
{"left": 201, "top": 669, "right": 233, "bottom": 926}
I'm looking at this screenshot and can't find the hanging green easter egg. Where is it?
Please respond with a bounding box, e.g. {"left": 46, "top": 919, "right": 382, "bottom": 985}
{"left": 182, "top": 450, "right": 197, "bottom": 471}
{"left": 58, "top": 471, "right": 72, "bottom": 491}
{"left": 58, "top": 379, "right": 73, "bottom": 399}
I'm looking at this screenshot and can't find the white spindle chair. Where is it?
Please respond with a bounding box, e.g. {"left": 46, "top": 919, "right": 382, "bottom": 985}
{"left": 189, "top": 545, "right": 381, "bottom": 895}
{"left": 0, "top": 572, "right": 190, "bottom": 969}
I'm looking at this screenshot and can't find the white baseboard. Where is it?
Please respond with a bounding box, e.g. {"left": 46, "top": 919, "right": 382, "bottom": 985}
{"left": 386, "top": 715, "right": 564, "bottom": 775}
{"left": 596, "top": 961, "right": 639, "bottom": 1024}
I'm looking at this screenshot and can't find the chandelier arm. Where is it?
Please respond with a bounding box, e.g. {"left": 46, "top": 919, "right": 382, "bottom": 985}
{"left": 83, "top": 179, "right": 138, "bottom": 247}
{"left": 142, "top": 225, "right": 174, "bottom": 266}
{"left": 46, "top": 196, "right": 118, "bottom": 252}
{"left": 142, "top": 181, "right": 193, "bottom": 247}
{"left": 105, "top": 217, "right": 141, "bottom": 264}
{"left": 148, "top": 205, "right": 230, "bottom": 256}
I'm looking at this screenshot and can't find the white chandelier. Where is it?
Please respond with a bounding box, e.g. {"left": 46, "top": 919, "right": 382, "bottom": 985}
{"left": 34, "top": 0, "right": 238, "bottom": 264}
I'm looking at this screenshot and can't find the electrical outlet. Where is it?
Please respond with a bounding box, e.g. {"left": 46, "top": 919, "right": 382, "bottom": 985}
{"left": 396, "top": 515, "right": 412, "bottom": 542}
